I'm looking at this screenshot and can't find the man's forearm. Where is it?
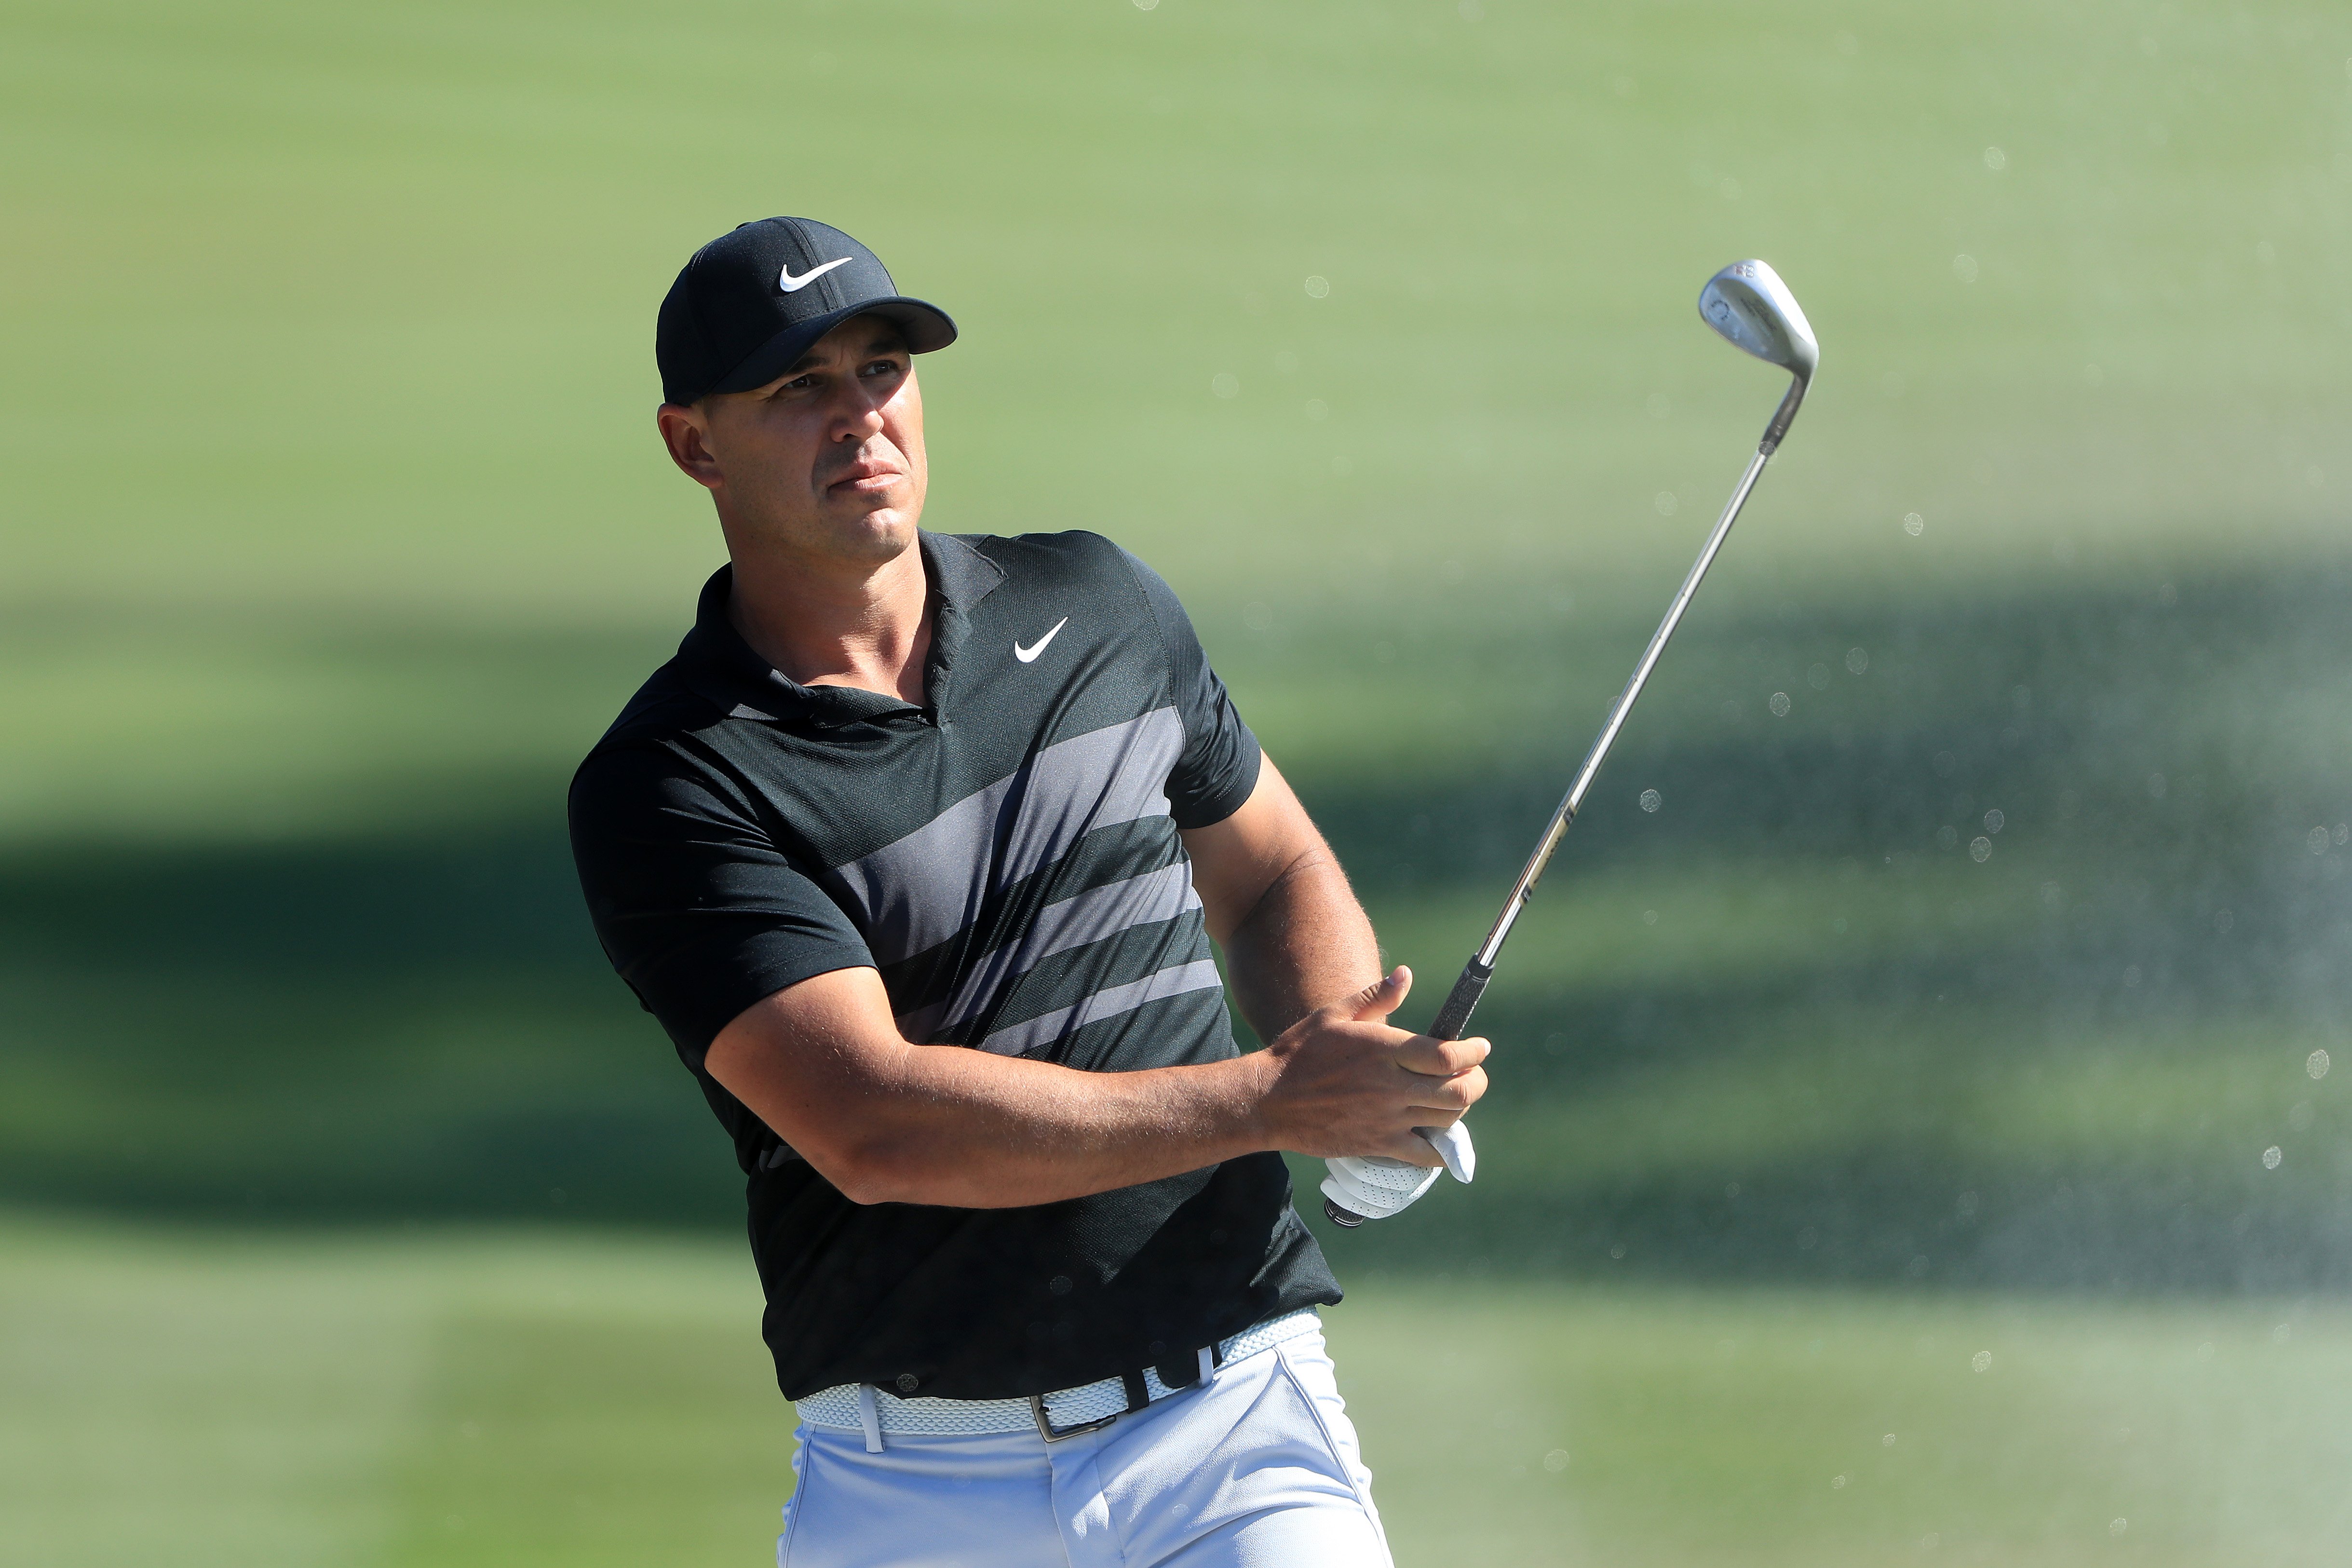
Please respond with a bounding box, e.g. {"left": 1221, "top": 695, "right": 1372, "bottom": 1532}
{"left": 839, "top": 1041, "right": 1276, "bottom": 1207}
{"left": 709, "top": 967, "right": 1283, "bottom": 1209}
{"left": 1218, "top": 843, "right": 1384, "bottom": 1045}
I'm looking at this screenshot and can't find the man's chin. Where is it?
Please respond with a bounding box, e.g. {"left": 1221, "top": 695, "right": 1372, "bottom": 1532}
{"left": 820, "top": 502, "right": 922, "bottom": 561}
{"left": 729, "top": 492, "right": 924, "bottom": 569}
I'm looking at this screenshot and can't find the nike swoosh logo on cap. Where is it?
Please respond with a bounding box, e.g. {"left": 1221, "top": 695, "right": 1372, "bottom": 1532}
{"left": 779, "top": 257, "right": 853, "bottom": 293}
{"left": 1013, "top": 618, "right": 1068, "bottom": 663}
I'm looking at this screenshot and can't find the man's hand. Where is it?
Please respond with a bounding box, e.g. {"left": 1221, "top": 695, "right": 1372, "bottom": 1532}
{"left": 1251, "top": 966, "right": 1488, "bottom": 1166}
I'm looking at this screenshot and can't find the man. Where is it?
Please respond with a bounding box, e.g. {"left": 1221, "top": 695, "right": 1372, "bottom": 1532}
{"left": 568, "top": 217, "right": 1488, "bottom": 1567}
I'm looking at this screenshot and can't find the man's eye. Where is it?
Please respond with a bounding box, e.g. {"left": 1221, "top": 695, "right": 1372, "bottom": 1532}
{"left": 862, "top": 359, "right": 903, "bottom": 378}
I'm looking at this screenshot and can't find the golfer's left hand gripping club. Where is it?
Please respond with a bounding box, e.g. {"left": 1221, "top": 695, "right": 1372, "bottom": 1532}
{"left": 1322, "top": 259, "right": 1819, "bottom": 1228}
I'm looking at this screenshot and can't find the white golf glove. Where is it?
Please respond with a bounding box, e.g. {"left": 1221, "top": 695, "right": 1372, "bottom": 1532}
{"left": 1320, "top": 1120, "right": 1476, "bottom": 1221}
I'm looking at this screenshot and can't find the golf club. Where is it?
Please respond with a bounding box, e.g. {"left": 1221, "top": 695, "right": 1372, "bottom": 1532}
{"left": 1322, "top": 258, "right": 1819, "bottom": 1227}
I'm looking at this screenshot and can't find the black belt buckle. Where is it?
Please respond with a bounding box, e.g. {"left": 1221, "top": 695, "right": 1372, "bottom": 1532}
{"left": 1029, "top": 1393, "right": 1123, "bottom": 1443}
{"left": 1030, "top": 1369, "right": 1152, "bottom": 1443}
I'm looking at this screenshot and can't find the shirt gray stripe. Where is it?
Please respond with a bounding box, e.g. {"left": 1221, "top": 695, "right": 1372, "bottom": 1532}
{"left": 893, "top": 861, "right": 1203, "bottom": 1042}
{"left": 973, "top": 958, "right": 1227, "bottom": 1058}
{"left": 828, "top": 708, "right": 1186, "bottom": 965}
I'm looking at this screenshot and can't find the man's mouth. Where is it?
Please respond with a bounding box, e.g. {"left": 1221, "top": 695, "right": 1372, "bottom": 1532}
{"left": 827, "top": 462, "right": 902, "bottom": 494}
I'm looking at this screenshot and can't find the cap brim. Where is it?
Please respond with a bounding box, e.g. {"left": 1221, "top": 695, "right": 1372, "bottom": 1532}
{"left": 703, "top": 298, "right": 958, "bottom": 400}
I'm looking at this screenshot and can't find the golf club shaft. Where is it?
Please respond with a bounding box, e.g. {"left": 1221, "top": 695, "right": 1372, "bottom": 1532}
{"left": 1424, "top": 440, "right": 1778, "bottom": 1043}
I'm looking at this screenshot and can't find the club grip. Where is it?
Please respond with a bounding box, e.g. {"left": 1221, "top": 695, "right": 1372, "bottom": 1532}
{"left": 1427, "top": 959, "right": 1493, "bottom": 1041}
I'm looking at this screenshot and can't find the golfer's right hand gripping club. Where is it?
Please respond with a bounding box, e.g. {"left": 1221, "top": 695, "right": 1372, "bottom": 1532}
{"left": 1321, "top": 259, "right": 1819, "bottom": 1228}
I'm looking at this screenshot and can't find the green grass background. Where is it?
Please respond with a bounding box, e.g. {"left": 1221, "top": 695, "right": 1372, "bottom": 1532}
{"left": 4, "top": 0, "right": 2352, "bottom": 1562}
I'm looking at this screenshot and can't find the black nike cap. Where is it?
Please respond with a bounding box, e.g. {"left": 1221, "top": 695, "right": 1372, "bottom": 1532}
{"left": 655, "top": 217, "right": 958, "bottom": 407}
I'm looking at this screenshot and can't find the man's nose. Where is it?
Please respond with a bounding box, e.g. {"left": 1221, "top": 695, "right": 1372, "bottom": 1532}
{"left": 832, "top": 385, "right": 887, "bottom": 440}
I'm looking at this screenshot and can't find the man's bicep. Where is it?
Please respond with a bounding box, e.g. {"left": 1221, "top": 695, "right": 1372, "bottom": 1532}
{"left": 705, "top": 966, "right": 910, "bottom": 1181}
{"left": 1180, "top": 754, "right": 1333, "bottom": 946}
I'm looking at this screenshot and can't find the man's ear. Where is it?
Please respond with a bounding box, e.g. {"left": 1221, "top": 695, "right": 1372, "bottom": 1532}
{"left": 657, "top": 401, "right": 724, "bottom": 491}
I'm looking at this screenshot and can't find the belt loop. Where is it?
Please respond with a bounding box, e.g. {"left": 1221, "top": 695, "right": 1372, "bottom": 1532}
{"left": 1197, "top": 1345, "right": 1215, "bottom": 1385}
{"left": 1119, "top": 1369, "right": 1149, "bottom": 1413}
{"left": 856, "top": 1384, "right": 884, "bottom": 1453}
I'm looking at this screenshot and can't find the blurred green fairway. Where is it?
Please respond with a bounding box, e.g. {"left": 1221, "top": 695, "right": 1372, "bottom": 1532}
{"left": 5, "top": 0, "right": 2352, "bottom": 1562}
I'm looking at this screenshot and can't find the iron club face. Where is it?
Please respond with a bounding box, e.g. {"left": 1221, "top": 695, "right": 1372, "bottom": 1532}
{"left": 1699, "top": 259, "right": 1817, "bottom": 452}
{"left": 1699, "top": 259, "right": 1817, "bottom": 379}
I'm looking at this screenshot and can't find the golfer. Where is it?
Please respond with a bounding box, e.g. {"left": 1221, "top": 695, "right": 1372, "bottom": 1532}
{"left": 568, "top": 217, "right": 1488, "bottom": 1567}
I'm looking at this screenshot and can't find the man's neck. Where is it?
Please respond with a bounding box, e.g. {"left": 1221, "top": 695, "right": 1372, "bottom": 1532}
{"left": 726, "top": 535, "right": 934, "bottom": 707}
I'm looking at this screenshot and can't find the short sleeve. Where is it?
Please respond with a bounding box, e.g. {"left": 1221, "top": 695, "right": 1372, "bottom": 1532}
{"left": 568, "top": 743, "right": 875, "bottom": 1063}
{"left": 1120, "top": 547, "right": 1263, "bottom": 829}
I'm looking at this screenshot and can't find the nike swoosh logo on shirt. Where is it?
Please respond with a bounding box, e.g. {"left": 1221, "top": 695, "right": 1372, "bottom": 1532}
{"left": 1014, "top": 618, "right": 1068, "bottom": 663}
{"left": 779, "top": 257, "right": 853, "bottom": 293}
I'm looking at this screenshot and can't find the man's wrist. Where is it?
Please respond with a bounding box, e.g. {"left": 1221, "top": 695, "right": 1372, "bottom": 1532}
{"left": 1219, "top": 1043, "right": 1284, "bottom": 1156}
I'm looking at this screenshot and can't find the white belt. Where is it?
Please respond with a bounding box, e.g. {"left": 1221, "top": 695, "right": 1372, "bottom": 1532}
{"left": 797, "top": 1308, "right": 1321, "bottom": 1449}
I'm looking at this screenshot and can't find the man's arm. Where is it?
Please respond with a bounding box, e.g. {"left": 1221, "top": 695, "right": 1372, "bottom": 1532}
{"left": 1181, "top": 754, "right": 1382, "bottom": 1043}
{"left": 703, "top": 757, "right": 1487, "bottom": 1208}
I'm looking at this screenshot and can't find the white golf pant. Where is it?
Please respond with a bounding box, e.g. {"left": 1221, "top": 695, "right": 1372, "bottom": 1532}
{"left": 777, "top": 1324, "right": 1392, "bottom": 1567}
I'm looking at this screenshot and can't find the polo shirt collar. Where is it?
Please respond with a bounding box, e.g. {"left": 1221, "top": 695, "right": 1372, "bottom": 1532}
{"left": 677, "top": 531, "right": 1002, "bottom": 727}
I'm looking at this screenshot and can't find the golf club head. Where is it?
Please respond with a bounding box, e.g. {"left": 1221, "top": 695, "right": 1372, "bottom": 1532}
{"left": 1699, "top": 260, "right": 1817, "bottom": 380}
{"left": 1699, "top": 259, "right": 1817, "bottom": 452}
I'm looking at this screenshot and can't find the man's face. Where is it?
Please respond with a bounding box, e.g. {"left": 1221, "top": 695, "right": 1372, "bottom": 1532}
{"left": 661, "top": 314, "right": 926, "bottom": 566}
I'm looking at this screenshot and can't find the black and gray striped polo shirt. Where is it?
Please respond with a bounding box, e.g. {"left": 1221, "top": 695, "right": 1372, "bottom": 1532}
{"left": 568, "top": 530, "right": 1339, "bottom": 1401}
